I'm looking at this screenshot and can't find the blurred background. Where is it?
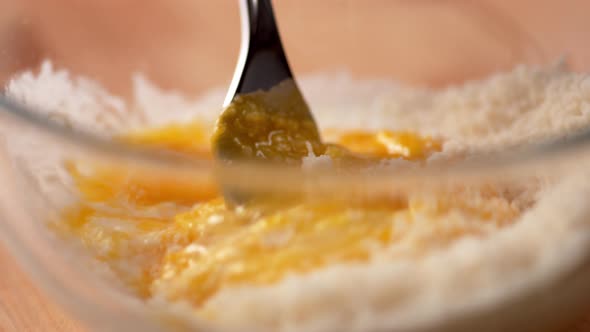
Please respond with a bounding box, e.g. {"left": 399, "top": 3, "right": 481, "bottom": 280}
{"left": 2, "top": 0, "right": 590, "bottom": 98}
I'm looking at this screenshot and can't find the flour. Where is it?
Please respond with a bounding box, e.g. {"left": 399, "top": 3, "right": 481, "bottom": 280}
{"left": 4, "top": 60, "right": 590, "bottom": 332}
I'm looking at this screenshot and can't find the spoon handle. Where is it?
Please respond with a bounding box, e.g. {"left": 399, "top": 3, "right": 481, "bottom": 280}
{"left": 224, "top": 0, "right": 294, "bottom": 106}
{"left": 243, "top": 0, "right": 281, "bottom": 45}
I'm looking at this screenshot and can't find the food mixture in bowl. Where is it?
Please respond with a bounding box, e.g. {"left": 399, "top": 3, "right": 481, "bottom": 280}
{"left": 5, "top": 60, "right": 590, "bottom": 332}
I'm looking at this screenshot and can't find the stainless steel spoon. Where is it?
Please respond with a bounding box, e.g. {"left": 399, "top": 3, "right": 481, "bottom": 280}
{"left": 212, "top": 0, "right": 322, "bottom": 204}
{"left": 223, "top": 0, "right": 308, "bottom": 108}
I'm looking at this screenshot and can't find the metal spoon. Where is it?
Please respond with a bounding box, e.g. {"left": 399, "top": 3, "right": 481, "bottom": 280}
{"left": 223, "top": 0, "right": 300, "bottom": 106}
{"left": 212, "top": 0, "right": 322, "bottom": 204}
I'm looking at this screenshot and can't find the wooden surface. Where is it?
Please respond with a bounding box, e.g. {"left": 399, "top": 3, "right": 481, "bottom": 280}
{"left": 3, "top": 1, "right": 590, "bottom": 331}
{"left": 0, "top": 245, "right": 84, "bottom": 331}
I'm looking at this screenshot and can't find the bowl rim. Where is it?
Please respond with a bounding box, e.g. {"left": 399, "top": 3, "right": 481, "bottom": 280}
{"left": 0, "top": 93, "right": 589, "bottom": 193}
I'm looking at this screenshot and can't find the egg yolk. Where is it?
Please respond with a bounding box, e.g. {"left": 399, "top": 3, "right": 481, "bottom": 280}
{"left": 54, "top": 121, "right": 519, "bottom": 307}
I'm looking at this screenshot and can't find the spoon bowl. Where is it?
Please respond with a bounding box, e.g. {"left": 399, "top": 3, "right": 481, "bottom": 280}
{"left": 213, "top": 0, "right": 321, "bottom": 204}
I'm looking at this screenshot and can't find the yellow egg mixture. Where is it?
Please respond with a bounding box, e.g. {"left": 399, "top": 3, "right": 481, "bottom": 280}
{"left": 54, "top": 120, "right": 521, "bottom": 310}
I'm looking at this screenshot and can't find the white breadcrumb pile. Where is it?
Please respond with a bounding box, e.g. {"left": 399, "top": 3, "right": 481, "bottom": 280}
{"left": 4, "top": 60, "right": 590, "bottom": 332}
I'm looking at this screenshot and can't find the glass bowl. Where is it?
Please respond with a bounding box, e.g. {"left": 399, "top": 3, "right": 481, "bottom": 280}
{"left": 2, "top": 1, "right": 590, "bottom": 331}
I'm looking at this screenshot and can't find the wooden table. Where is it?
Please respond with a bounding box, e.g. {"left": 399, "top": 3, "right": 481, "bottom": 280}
{"left": 0, "top": 245, "right": 83, "bottom": 331}
{"left": 3, "top": 1, "right": 590, "bottom": 331}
